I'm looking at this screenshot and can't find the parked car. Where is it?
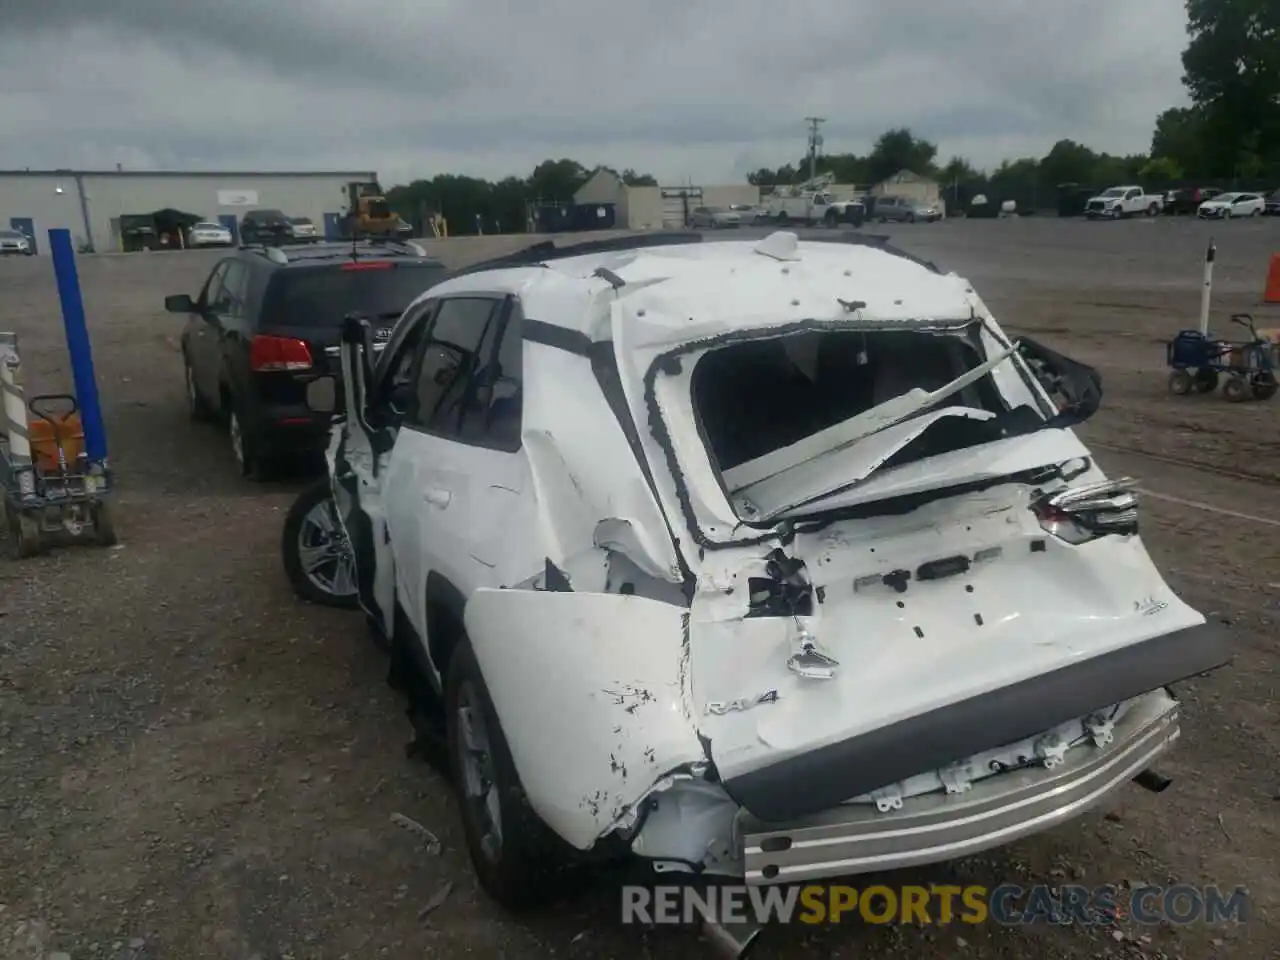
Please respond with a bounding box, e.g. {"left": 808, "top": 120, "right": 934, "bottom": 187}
{"left": 186, "top": 221, "right": 234, "bottom": 248}
{"left": 1197, "top": 191, "right": 1266, "bottom": 219}
{"left": 762, "top": 184, "right": 865, "bottom": 226}
{"left": 0, "top": 228, "right": 33, "bottom": 255}
{"left": 288, "top": 216, "right": 319, "bottom": 240}
{"left": 164, "top": 239, "right": 448, "bottom": 479}
{"left": 1265, "top": 190, "right": 1280, "bottom": 216}
{"left": 728, "top": 203, "right": 764, "bottom": 224}
{"left": 1084, "top": 185, "right": 1163, "bottom": 219}
{"left": 1164, "top": 187, "right": 1222, "bottom": 216}
{"left": 240, "top": 208, "right": 301, "bottom": 245}
{"left": 689, "top": 205, "right": 743, "bottom": 229}
{"left": 283, "top": 229, "right": 1228, "bottom": 952}
{"left": 874, "top": 195, "right": 942, "bottom": 223}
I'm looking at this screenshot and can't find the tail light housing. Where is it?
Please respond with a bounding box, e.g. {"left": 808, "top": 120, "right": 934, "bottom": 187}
{"left": 250, "top": 335, "right": 312, "bottom": 372}
{"left": 1031, "top": 477, "right": 1139, "bottom": 544}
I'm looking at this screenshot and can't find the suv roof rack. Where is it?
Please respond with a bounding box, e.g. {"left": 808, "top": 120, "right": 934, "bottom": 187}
{"left": 238, "top": 237, "right": 438, "bottom": 266}
{"left": 450, "top": 231, "right": 704, "bottom": 278}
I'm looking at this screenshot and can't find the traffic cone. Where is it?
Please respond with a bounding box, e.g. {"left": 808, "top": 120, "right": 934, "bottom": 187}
{"left": 1264, "top": 253, "right": 1280, "bottom": 303}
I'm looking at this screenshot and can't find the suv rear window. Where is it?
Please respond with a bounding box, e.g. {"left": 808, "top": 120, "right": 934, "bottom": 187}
{"left": 265, "top": 262, "right": 448, "bottom": 327}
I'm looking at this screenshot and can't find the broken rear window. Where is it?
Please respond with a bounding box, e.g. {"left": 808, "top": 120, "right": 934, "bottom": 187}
{"left": 687, "top": 326, "right": 1045, "bottom": 520}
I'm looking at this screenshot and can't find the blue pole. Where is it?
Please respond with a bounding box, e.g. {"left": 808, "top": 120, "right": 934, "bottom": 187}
{"left": 48, "top": 228, "right": 108, "bottom": 463}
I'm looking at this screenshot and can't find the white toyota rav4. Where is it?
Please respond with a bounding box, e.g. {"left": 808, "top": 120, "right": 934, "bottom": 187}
{"left": 284, "top": 230, "right": 1228, "bottom": 952}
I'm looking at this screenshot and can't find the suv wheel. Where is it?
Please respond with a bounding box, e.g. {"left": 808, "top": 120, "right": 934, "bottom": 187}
{"left": 184, "top": 356, "right": 214, "bottom": 421}
{"left": 228, "top": 407, "right": 272, "bottom": 480}
{"left": 446, "top": 636, "right": 576, "bottom": 909}
{"left": 281, "top": 478, "right": 359, "bottom": 608}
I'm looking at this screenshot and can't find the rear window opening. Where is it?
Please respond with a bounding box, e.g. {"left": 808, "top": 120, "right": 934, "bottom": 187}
{"left": 266, "top": 262, "right": 447, "bottom": 328}
{"left": 689, "top": 327, "right": 1039, "bottom": 516}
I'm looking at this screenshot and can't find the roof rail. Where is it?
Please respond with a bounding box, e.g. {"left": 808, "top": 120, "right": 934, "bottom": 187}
{"left": 805, "top": 230, "right": 941, "bottom": 273}
{"left": 450, "top": 230, "right": 704, "bottom": 278}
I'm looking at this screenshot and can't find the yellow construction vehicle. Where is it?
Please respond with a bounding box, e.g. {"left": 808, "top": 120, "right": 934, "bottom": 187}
{"left": 338, "top": 181, "right": 400, "bottom": 239}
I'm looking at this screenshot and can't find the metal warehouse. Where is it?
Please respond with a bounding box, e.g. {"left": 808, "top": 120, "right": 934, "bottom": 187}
{"left": 0, "top": 169, "right": 376, "bottom": 254}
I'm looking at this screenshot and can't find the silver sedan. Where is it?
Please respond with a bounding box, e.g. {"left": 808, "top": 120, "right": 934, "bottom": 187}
{"left": 689, "top": 206, "right": 743, "bottom": 229}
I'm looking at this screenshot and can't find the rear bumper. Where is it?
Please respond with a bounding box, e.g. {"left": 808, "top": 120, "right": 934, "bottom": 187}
{"left": 740, "top": 688, "right": 1180, "bottom": 884}
{"left": 252, "top": 405, "right": 331, "bottom": 456}
{"left": 722, "top": 621, "right": 1229, "bottom": 822}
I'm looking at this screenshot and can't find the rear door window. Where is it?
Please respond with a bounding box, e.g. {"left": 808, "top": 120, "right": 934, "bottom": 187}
{"left": 264, "top": 261, "right": 448, "bottom": 330}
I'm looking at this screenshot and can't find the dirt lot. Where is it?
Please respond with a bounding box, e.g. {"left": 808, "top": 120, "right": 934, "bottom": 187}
{"left": 2, "top": 217, "right": 1278, "bottom": 960}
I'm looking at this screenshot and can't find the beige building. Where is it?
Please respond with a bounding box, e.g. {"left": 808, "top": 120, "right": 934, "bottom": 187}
{"left": 869, "top": 169, "right": 944, "bottom": 208}
{"left": 574, "top": 167, "right": 761, "bottom": 230}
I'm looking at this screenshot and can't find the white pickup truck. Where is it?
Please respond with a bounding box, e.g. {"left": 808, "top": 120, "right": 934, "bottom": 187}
{"left": 1084, "top": 185, "right": 1163, "bottom": 219}
{"left": 761, "top": 180, "right": 866, "bottom": 227}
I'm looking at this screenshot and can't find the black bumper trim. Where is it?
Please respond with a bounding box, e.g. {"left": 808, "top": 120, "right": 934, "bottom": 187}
{"left": 722, "top": 621, "right": 1230, "bottom": 822}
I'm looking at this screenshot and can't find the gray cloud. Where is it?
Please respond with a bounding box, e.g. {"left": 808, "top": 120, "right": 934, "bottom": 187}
{"left": 0, "top": 0, "right": 1191, "bottom": 185}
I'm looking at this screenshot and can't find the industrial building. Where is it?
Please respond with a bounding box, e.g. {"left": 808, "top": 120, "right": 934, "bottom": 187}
{"left": 573, "top": 167, "right": 945, "bottom": 229}
{"left": 573, "top": 168, "right": 761, "bottom": 229}
{"left": 0, "top": 169, "right": 376, "bottom": 254}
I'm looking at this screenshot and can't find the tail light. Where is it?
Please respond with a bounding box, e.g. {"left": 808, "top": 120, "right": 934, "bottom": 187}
{"left": 250, "top": 335, "right": 312, "bottom": 372}
{"left": 1031, "top": 478, "right": 1139, "bottom": 545}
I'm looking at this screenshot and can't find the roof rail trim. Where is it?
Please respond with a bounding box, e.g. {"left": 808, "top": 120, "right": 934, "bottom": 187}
{"left": 450, "top": 231, "right": 704, "bottom": 278}
{"left": 804, "top": 231, "right": 942, "bottom": 273}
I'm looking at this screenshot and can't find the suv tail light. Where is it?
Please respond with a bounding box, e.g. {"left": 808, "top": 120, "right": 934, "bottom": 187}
{"left": 1031, "top": 478, "right": 1139, "bottom": 545}
{"left": 250, "top": 335, "right": 313, "bottom": 372}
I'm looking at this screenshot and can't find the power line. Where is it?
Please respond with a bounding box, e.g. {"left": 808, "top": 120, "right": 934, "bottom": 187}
{"left": 804, "top": 117, "right": 826, "bottom": 181}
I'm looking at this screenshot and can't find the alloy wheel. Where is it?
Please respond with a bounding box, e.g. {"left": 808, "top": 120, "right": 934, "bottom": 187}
{"left": 296, "top": 497, "right": 357, "bottom": 599}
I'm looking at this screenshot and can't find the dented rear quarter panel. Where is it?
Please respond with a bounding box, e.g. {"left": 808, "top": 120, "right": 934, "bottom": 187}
{"left": 463, "top": 588, "right": 705, "bottom": 849}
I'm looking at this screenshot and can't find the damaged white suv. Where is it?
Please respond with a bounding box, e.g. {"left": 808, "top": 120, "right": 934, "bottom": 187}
{"left": 290, "top": 230, "right": 1228, "bottom": 944}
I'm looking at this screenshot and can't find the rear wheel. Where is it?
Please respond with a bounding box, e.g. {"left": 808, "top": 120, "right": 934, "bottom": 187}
{"left": 823, "top": 210, "right": 838, "bottom": 228}
{"left": 229, "top": 406, "right": 276, "bottom": 480}
{"left": 905, "top": 212, "right": 916, "bottom": 224}
{"left": 446, "top": 637, "right": 576, "bottom": 909}
{"left": 1252, "top": 207, "right": 1262, "bottom": 217}
{"left": 5, "top": 504, "right": 42, "bottom": 559}
{"left": 91, "top": 500, "right": 118, "bottom": 547}
{"left": 1167, "top": 369, "right": 1194, "bottom": 395}
{"left": 1147, "top": 203, "right": 1160, "bottom": 216}
{"left": 282, "top": 478, "right": 359, "bottom": 608}
{"left": 1223, "top": 376, "right": 1250, "bottom": 402}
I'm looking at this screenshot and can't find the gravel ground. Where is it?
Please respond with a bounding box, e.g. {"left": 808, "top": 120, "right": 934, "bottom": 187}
{"left": 1, "top": 217, "right": 1278, "bottom": 959}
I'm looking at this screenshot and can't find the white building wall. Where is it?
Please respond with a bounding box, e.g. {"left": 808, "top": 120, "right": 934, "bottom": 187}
{"left": 0, "top": 170, "right": 375, "bottom": 254}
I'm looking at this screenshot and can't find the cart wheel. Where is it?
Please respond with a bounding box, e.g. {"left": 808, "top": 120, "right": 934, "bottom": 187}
{"left": 1252, "top": 375, "right": 1278, "bottom": 401}
{"left": 91, "top": 500, "right": 118, "bottom": 547}
{"left": 5, "top": 505, "right": 42, "bottom": 559}
{"left": 1223, "top": 376, "right": 1250, "bottom": 402}
{"left": 1192, "top": 369, "right": 1219, "bottom": 393}
{"left": 1167, "top": 369, "right": 1194, "bottom": 395}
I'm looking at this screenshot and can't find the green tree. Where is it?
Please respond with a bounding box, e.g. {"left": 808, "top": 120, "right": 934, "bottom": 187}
{"left": 866, "top": 128, "right": 939, "bottom": 183}
{"left": 620, "top": 168, "right": 658, "bottom": 186}
{"left": 1038, "top": 139, "right": 1100, "bottom": 186}
{"left": 1150, "top": 106, "right": 1208, "bottom": 176}
{"left": 1140, "top": 156, "right": 1186, "bottom": 182}
{"left": 526, "top": 159, "right": 592, "bottom": 202}
{"left": 1180, "top": 0, "right": 1280, "bottom": 177}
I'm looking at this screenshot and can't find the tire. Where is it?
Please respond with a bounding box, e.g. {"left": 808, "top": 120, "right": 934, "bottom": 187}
{"left": 823, "top": 210, "right": 838, "bottom": 228}
{"left": 446, "top": 636, "right": 577, "bottom": 909}
{"left": 183, "top": 355, "right": 215, "bottom": 421}
{"left": 91, "top": 500, "right": 118, "bottom": 547}
{"left": 1222, "top": 376, "right": 1249, "bottom": 402}
{"left": 5, "top": 504, "right": 42, "bottom": 559}
{"left": 776, "top": 212, "right": 789, "bottom": 225}
{"left": 281, "top": 478, "right": 360, "bottom": 608}
{"left": 905, "top": 212, "right": 916, "bottom": 224}
{"left": 1167, "top": 369, "right": 1194, "bottom": 395}
{"left": 228, "top": 405, "right": 276, "bottom": 480}
{"left": 1147, "top": 203, "right": 1159, "bottom": 216}
{"left": 1192, "top": 369, "right": 1219, "bottom": 393}
{"left": 1252, "top": 375, "right": 1278, "bottom": 400}
{"left": 1252, "top": 208, "right": 1262, "bottom": 217}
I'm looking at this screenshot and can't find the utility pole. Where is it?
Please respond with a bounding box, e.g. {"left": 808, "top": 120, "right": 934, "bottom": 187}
{"left": 804, "top": 117, "right": 825, "bottom": 182}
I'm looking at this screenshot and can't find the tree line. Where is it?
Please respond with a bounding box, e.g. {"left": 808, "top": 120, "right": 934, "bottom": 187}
{"left": 389, "top": 0, "right": 1275, "bottom": 232}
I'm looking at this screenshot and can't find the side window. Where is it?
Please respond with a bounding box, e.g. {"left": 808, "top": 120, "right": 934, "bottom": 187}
{"left": 407, "top": 297, "right": 502, "bottom": 436}
{"left": 220, "top": 261, "right": 249, "bottom": 319}
{"left": 380, "top": 304, "right": 434, "bottom": 417}
{"left": 459, "top": 304, "right": 523, "bottom": 451}
{"left": 199, "top": 261, "right": 229, "bottom": 309}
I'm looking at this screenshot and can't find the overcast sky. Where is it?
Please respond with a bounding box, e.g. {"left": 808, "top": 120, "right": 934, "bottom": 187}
{"left": 0, "top": 0, "right": 1191, "bottom": 187}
